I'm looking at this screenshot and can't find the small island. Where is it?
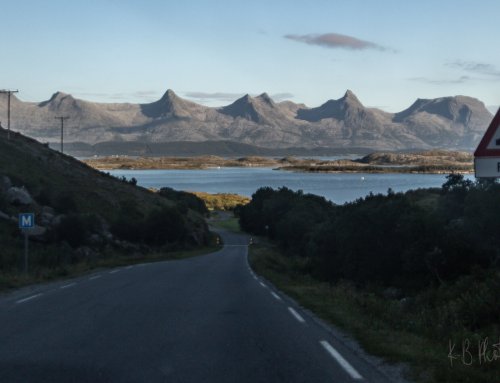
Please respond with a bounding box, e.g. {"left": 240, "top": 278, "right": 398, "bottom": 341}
{"left": 83, "top": 150, "right": 474, "bottom": 174}
{"left": 277, "top": 150, "right": 473, "bottom": 174}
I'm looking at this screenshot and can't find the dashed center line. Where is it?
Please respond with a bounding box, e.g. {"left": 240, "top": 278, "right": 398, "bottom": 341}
{"left": 16, "top": 293, "right": 43, "bottom": 304}
{"left": 60, "top": 282, "right": 77, "bottom": 289}
{"left": 259, "top": 281, "right": 267, "bottom": 288}
{"left": 288, "top": 307, "right": 305, "bottom": 323}
{"left": 89, "top": 275, "right": 101, "bottom": 280}
{"left": 271, "top": 292, "right": 282, "bottom": 301}
{"left": 320, "top": 340, "right": 363, "bottom": 380}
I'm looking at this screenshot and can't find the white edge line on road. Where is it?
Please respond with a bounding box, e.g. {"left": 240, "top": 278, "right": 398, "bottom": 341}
{"left": 89, "top": 275, "right": 102, "bottom": 280}
{"left": 16, "top": 293, "right": 43, "bottom": 304}
{"left": 60, "top": 282, "right": 77, "bottom": 289}
{"left": 320, "top": 340, "right": 363, "bottom": 380}
{"left": 259, "top": 281, "right": 267, "bottom": 288}
{"left": 271, "top": 292, "right": 282, "bottom": 301}
{"left": 288, "top": 307, "right": 305, "bottom": 323}
{"left": 109, "top": 269, "right": 120, "bottom": 274}
{"left": 125, "top": 265, "right": 134, "bottom": 269}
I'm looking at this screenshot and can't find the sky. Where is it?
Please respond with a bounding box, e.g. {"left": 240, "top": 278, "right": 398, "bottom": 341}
{"left": 1, "top": 0, "right": 499, "bottom": 113}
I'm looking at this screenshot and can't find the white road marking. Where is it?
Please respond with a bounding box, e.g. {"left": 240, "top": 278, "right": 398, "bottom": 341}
{"left": 60, "top": 282, "right": 77, "bottom": 289}
{"left": 16, "top": 293, "right": 43, "bottom": 304}
{"left": 288, "top": 307, "right": 305, "bottom": 323}
{"left": 125, "top": 265, "right": 134, "bottom": 269}
{"left": 259, "top": 281, "right": 267, "bottom": 288}
{"left": 253, "top": 276, "right": 258, "bottom": 280}
{"left": 271, "top": 292, "right": 282, "bottom": 301}
{"left": 89, "top": 275, "right": 101, "bottom": 280}
{"left": 109, "top": 269, "right": 120, "bottom": 274}
{"left": 320, "top": 340, "right": 363, "bottom": 380}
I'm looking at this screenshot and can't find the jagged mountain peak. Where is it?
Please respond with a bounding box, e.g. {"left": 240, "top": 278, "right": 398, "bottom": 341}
{"left": 51, "top": 91, "right": 71, "bottom": 99}
{"left": 161, "top": 89, "right": 179, "bottom": 101}
{"left": 38, "top": 91, "right": 78, "bottom": 109}
{"left": 219, "top": 94, "right": 261, "bottom": 122}
{"left": 141, "top": 89, "right": 202, "bottom": 119}
{"left": 256, "top": 93, "right": 275, "bottom": 106}
{"left": 395, "top": 95, "right": 490, "bottom": 123}
{"left": 219, "top": 92, "right": 295, "bottom": 124}
{"left": 46, "top": 91, "right": 74, "bottom": 103}
{"left": 297, "top": 90, "right": 365, "bottom": 122}
{"left": 342, "top": 89, "right": 363, "bottom": 106}
{"left": 1, "top": 89, "right": 493, "bottom": 152}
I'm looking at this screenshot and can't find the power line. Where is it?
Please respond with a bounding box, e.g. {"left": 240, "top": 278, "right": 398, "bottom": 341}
{"left": 0, "top": 89, "right": 19, "bottom": 140}
{"left": 55, "top": 116, "right": 70, "bottom": 153}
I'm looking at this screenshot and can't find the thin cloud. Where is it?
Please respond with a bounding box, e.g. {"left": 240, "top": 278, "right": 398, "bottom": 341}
{"left": 74, "top": 91, "right": 158, "bottom": 101}
{"left": 184, "top": 92, "right": 246, "bottom": 102}
{"left": 447, "top": 60, "right": 500, "bottom": 78}
{"left": 269, "top": 92, "right": 294, "bottom": 101}
{"left": 487, "top": 105, "right": 499, "bottom": 114}
{"left": 284, "top": 33, "right": 388, "bottom": 51}
{"left": 408, "top": 76, "right": 470, "bottom": 85}
{"left": 184, "top": 92, "right": 294, "bottom": 103}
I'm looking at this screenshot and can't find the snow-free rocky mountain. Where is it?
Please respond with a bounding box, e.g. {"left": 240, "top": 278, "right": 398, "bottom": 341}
{"left": 0, "top": 89, "right": 493, "bottom": 153}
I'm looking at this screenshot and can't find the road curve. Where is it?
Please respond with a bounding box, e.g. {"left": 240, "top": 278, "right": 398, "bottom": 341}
{"left": 0, "top": 230, "right": 394, "bottom": 382}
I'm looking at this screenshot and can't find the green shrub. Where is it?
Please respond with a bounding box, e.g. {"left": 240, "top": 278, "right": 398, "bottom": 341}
{"left": 111, "top": 204, "right": 188, "bottom": 246}
{"left": 239, "top": 178, "right": 500, "bottom": 291}
{"left": 53, "top": 191, "right": 78, "bottom": 214}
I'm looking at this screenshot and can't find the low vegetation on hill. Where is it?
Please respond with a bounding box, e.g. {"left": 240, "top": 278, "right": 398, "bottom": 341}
{"left": 84, "top": 150, "right": 474, "bottom": 174}
{"left": 278, "top": 150, "right": 473, "bottom": 174}
{"left": 239, "top": 176, "right": 500, "bottom": 382}
{"left": 357, "top": 150, "right": 473, "bottom": 165}
{"left": 84, "top": 155, "right": 278, "bottom": 170}
{"left": 191, "top": 192, "right": 250, "bottom": 211}
{"left": 0, "top": 129, "right": 211, "bottom": 290}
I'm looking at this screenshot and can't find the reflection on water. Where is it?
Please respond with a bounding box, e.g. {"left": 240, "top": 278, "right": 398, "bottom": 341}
{"left": 108, "top": 167, "right": 474, "bottom": 205}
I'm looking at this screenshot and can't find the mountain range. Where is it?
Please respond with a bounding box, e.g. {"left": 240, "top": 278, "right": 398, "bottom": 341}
{"left": 0, "top": 89, "right": 493, "bottom": 154}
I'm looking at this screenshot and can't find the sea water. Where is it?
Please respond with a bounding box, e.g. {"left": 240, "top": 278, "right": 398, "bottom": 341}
{"left": 107, "top": 167, "right": 475, "bottom": 205}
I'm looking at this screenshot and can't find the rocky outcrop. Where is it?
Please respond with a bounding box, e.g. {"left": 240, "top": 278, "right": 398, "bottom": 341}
{"left": 6, "top": 186, "right": 34, "bottom": 205}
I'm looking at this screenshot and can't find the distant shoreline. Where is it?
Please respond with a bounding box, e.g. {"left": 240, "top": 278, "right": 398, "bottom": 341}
{"left": 83, "top": 150, "right": 474, "bottom": 174}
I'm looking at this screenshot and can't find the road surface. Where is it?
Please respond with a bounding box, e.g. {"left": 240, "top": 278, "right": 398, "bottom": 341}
{"left": 0, "top": 230, "right": 396, "bottom": 382}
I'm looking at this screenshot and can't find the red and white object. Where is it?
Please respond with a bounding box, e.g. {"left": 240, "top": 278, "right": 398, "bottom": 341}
{"left": 474, "top": 108, "right": 500, "bottom": 178}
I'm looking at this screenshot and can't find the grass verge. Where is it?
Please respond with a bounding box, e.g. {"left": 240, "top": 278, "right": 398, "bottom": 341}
{"left": 0, "top": 242, "right": 222, "bottom": 294}
{"left": 211, "top": 216, "right": 241, "bottom": 232}
{"left": 248, "top": 240, "right": 500, "bottom": 383}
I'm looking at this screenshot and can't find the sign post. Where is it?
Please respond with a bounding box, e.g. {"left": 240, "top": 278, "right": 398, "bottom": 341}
{"left": 18, "top": 213, "right": 35, "bottom": 273}
{"left": 474, "top": 108, "right": 500, "bottom": 178}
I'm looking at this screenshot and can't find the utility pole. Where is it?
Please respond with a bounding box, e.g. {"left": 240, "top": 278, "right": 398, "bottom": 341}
{"left": 55, "top": 116, "right": 70, "bottom": 153}
{"left": 0, "top": 89, "right": 19, "bottom": 140}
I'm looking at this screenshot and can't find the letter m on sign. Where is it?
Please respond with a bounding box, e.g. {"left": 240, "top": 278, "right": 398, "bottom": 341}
{"left": 19, "top": 213, "right": 35, "bottom": 229}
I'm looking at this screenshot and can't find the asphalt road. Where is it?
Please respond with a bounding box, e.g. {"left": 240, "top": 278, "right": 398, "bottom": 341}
{"left": 0, "top": 230, "right": 395, "bottom": 382}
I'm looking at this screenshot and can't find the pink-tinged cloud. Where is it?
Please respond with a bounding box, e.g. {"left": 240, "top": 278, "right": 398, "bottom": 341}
{"left": 284, "top": 33, "right": 386, "bottom": 51}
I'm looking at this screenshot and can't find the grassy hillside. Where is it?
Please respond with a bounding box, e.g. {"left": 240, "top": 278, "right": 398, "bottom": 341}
{"left": 1, "top": 133, "right": 173, "bottom": 218}
{"left": 0, "top": 128, "right": 210, "bottom": 289}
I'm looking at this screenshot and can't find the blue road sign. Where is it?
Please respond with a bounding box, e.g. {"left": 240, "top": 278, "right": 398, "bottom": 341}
{"left": 19, "top": 213, "right": 35, "bottom": 229}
